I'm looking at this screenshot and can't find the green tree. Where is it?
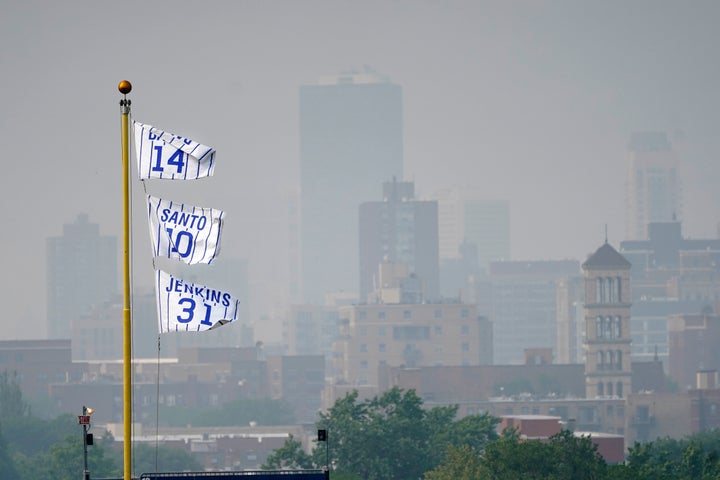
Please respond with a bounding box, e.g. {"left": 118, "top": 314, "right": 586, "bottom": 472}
{"left": 424, "top": 444, "right": 484, "bottom": 480}
{"left": 480, "top": 434, "right": 557, "bottom": 479}
{"left": 552, "top": 430, "right": 607, "bottom": 480}
{"left": 307, "top": 387, "right": 497, "bottom": 480}
{"left": 477, "top": 429, "right": 606, "bottom": 480}
{"left": 444, "top": 412, "right": 499, "bottom": 451}
{"left": 0, "top": 372, "right": 80, "bottom": 462}
{"left": 15, "top": 433, "right": 120, "bottom": 480}
{"left": 624, "top": 431, "right": 720, "bottom": 480}
{"left": 0, "top": 371, "right": 30, "bottom": 419}
{"left": 5, "top": 413, "right": 77, "bottom": 456}
{"left": 262, "top": 434, "right": 315, "bottom": 470}
{"left": 318, "top": 388, "right": 433, "bottom": 479}
{"left": 13, "top": 450, "right": 52, "bottom": 480}
{"left": 0, "top": 423, "right": 19, "bottom": 480}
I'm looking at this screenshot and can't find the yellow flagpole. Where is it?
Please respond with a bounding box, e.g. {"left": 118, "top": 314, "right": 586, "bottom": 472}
{"left": 118, "top": 79, "right": 133, "bottom": 480}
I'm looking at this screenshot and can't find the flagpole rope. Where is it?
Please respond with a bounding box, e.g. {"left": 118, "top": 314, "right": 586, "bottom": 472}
{"left": 140, "top": 180, "right": 158, "bottom": 272}
{"left": 139, "top": 174, "right": 162, "bottom": 471}
{"left": 155, "top": 334, "right": 161, "bottom": 473}
{"left": 128, "top": 113, "right": 137, "bottom": 477}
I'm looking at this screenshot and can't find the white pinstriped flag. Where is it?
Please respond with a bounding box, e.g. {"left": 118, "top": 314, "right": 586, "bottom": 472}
{"left": 146, "top": 195, "right": 224, "bottom": 265}
{"left": 155, "top": 269, "right": 239, "bottom": 333}
{"left": 134, "top": 121, "right": 216, "bottom": 180}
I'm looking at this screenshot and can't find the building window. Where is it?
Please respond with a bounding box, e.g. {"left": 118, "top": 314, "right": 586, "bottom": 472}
{"left": 462, "top": 343, "right": 470, "bottom": 352}
{"left": 378, "top": 311, "right": 386, "bottom": 320}
{"left": 613, "top": 316, "right": 621, "bottom": 339}
{"left": 608, "top": 277, "right": 616, "bottom": 302}
{"left": 359, "top": 326, "right": 368, "bottom": 336}
{"left": 360, "top": 344, "right": 368, "bottom": 353}
{"left": 394, "top": 326, "right": 430, "bottom": 340}
{"left": 434, "top": 309, "right": 442, "bottom": 319}
{"left": 461, "top": 325, "right": 470, "bottom": 335}
{"left": 379, "top": 343, "right": 386, "bottom": 353}
{"left": 598, "top": 351, "right": 605, "bottom": 370}
{"left": 616, "top": 382, "right": 623, "bottom": 398}
{"left": 596, "top": 278, "right": 604, "bottom": 303}
{"left": 461, "top": 308, "right": 469, "bottom": 318}
{"left": 360, "top": 360, "right": 368, "bottom": 369}
{"left": 597, "top": 382, "right": 604, "bottom": 396}
{"left": 604, "top": 316, "right": 612, "bottom": 339}
{"left": 607, "top": 382, "right": 614, "bottom": 397}
{"left": 403, "top": 310, "right": 412, "bottom": 319}
{"left": 359, "top": 310, "right": 367, "bottom": 320}
{"left": 378, "top": 326, "right": 386, "bottom": 337}
{"left": 434, "top": 325, "right": 443, "bottom": 335}
{"left": 596, "top": 316, "right": 603, "bottom": 339}
{"left": 616, "top": 277, "right": 622, "bottom": 302}
{"left": 616, "top": 350, "right": 622, "bottom": 370}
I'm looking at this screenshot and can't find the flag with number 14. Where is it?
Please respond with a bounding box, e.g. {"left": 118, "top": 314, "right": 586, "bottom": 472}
{"left": 134, "top": 121, "right": 216, "bottom": 180}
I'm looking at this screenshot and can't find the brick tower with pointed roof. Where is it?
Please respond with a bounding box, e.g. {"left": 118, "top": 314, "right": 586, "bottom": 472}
{"left": 582, "top": 241, "right": 632, "bottom": 399}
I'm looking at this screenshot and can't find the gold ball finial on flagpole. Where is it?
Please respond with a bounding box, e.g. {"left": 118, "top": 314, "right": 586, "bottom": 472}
{"left": 118, "top": 80, "right": 132, "bottom": 94}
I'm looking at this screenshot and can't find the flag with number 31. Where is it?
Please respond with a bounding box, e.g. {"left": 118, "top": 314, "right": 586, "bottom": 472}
{"left": 134, "top": 121, "right": 216, "bottom": 180}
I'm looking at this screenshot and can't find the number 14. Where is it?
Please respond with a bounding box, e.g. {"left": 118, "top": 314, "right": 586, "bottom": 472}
{"left": 152, "top": 145, "right": 186, "bottom": 174}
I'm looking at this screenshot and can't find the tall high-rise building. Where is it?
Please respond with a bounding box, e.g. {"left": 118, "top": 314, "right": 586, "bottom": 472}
{"left": 489, "top": 260, "right": 580, "bottom": 365}
{"left": 431, "top": 186, "right": 510, "bottom": 270}
{"left": 299, "top": 70, "right": 403, "bottom": 303}
{"left": 556, "top": 276, "right": 585, "bottom": 364}
{"left": 46, "top": 214, "right": 117, "bottom": 339}
{"left": 625, "top": 132, "right": 682, "bottom": 240}
{"left": 358, "top": 179, "right": 439, "bottom": 302}
{"left": 582, "top": 242, "right": 632, "bottom": 399}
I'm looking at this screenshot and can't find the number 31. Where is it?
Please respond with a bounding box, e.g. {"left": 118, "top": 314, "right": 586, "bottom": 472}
{"left": 176, "top": 298, "right": 213, "bottom": 327}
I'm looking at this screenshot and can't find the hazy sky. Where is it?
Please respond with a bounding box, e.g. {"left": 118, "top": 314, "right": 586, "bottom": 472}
{"left": 2, "top": 1, "right": 719, "bottom": 340}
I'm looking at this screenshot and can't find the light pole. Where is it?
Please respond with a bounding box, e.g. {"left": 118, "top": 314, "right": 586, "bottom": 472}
{"left": 79, "top": 406, "right": 94, "bottom": 480}
{"left": 318, "top": 429, "right": 328, "bottom": 478}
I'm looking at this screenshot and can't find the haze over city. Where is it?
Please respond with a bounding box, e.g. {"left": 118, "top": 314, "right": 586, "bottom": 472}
{"left": 2, "top": 0, "right": 720, "bottom": 342}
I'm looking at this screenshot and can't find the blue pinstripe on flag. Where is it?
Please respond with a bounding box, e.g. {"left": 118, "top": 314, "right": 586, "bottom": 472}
{"left": 155, "top": 269, "right": 239, "bottom": 333}
{"left": 134, "top": 121, "right": 216, "bottom": 180}
{"left": 146, "top": 195, "right": 224, "bottom": 265}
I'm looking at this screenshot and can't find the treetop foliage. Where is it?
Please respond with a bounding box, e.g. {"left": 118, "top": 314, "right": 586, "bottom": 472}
{"left": 264, "top": 387, "right": 499, "bottom": 480}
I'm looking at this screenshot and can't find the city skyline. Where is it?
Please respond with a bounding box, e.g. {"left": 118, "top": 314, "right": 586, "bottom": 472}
{"left": 2, "top": 1, "right": 720, "bottom": 342}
